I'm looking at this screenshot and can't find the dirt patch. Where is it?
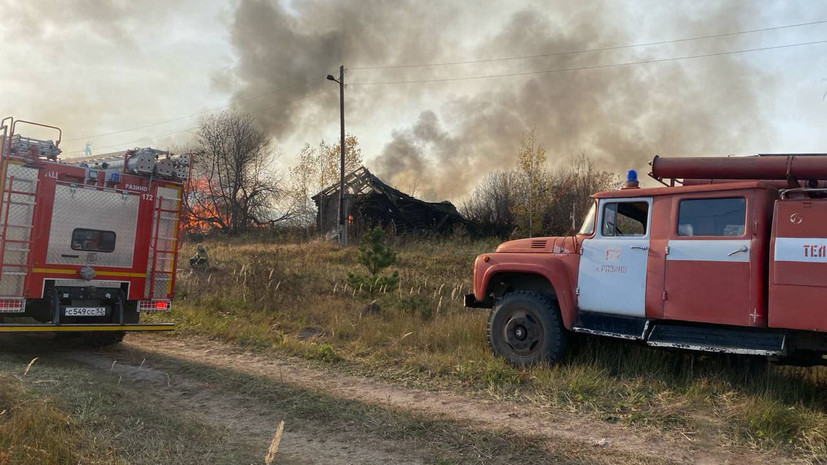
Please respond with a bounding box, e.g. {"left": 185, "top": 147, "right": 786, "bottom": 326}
{"left": 58, "top": 348, "right": 429, "bottom": 465}
{"left": 117, "top": 333, "right": 787, "bottom": 465}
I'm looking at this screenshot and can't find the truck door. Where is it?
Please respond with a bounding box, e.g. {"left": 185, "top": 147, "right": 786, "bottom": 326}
{"left": 662, "top": 196, "right": 755, "bottom": 326}
{"left": 577, "top": 198, "right": 652, "bottom": 317}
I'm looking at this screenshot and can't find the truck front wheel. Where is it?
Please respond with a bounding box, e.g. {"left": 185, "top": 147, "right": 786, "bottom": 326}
{"left": 487, "top": 291, "right": 566, "bottom": 366}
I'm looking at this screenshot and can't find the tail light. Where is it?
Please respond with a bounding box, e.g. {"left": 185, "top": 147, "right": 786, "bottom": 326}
{"left": 0, "top": 298, "right": 26, "bottom": 313}
{"left": 138, "top": 300, "right": 171, "bottom": 312}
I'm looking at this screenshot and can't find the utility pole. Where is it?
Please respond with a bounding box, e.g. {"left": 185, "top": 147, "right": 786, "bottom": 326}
{"left": 327, "top": 65, "right": 347, "bottom": 246}
{"left": 338, "top": 65, "right": 346, "bottom": 247}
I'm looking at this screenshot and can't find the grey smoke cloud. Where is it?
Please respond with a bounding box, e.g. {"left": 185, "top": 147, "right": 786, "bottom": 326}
{"left": 222, "top": 0, "right": 783, "bottom": 200}
{"left": 225, "top": 0, "right": 461, "bottom": 139}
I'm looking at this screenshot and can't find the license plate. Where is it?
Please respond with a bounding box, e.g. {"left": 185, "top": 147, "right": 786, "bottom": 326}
{"left": 64, "top": 307, "right": 107, "bottom": 317}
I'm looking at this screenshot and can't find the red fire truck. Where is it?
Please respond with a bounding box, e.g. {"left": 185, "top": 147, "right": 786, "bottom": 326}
{"left": 0, "top": 117, "right": 188, "bottom": 344}
{"left": 466, "top": 154, "right": 827, "bottom": 366}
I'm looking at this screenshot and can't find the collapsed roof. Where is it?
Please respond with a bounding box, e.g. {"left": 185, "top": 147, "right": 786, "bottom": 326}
{"left": 312, "top": 166, "right": 466, "bottom": 235}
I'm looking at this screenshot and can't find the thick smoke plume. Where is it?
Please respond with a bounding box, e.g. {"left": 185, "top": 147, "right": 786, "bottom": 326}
{"left": 225, "top": 0, "right": 777, "bottom": 201}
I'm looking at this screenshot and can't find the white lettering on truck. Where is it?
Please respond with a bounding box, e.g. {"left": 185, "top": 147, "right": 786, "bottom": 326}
{"left": 124, "top": 183, "right": 148, "bottom": 192}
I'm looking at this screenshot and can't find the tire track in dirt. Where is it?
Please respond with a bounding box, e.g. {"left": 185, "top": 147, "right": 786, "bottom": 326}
{"left": 59, "top": 346, "right": 430, "bottom": 465}
{"left": 118, "top": 333, "right": 788, "bottom": 465}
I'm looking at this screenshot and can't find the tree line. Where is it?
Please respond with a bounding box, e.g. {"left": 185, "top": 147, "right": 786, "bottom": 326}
{"left": 460, "top": 129, "right": 618, "bottom": 239}
{"left": 183, "top": 111, "right": 617, "bottom": 238}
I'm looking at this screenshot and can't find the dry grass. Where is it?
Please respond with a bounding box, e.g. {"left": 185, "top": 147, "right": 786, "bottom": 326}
{"left": 263, "top": 419, "right": 284, "bottom": 465}
{"left": 0, "top": 346, "right": 267, "bottom": 465}
{"left": 0, "top": 373, "right": 113, "bottom": 465}
{"left": 164, "top": 236, "right": 827, "bottom": 461}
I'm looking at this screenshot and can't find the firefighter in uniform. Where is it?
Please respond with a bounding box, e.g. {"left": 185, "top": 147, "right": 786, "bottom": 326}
{"left": 189, "top": 244, "right": 209, "bottom": 269}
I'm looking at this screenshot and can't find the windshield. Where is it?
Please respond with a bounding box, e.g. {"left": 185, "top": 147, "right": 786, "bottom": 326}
{"left": 578, "top": 202, "right": 596, "bottom": 235}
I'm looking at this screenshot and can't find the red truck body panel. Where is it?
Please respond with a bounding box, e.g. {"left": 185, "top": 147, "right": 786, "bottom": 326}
{"left": 769, "top": 199, "right": 827, "bottom": 331}
{"left": 474, "top": 237, "right": 580, "bottom": 328}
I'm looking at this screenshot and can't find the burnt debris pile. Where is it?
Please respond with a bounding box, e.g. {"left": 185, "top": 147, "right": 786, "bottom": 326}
{"left": 312, "top": 166, "right": 466, "bottom": 237}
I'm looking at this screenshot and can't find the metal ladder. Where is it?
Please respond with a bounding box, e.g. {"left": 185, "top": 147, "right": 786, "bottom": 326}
{"left": 0, "top": 117, "right": 48, "bottom": 299}
{"left": 0, "top": 174, "right": 37, "bottom": 296}
{"left": 146, "top": 195, "right": 180, "bottom": 299}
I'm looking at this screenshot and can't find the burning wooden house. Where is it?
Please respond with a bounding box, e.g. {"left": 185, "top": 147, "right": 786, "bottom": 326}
{"left": 312, "top": 166, "right": 466, "bottom": 237}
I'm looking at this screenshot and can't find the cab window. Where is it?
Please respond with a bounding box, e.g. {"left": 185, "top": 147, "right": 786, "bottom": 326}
{"left": 677, "top": 198, "right": 746, "bottom": 237}
{"left": 601, "top": 201, "right": 648, "bottom": 237}
{"left": 71, "top": 228, "right": 116, "bottom": 253}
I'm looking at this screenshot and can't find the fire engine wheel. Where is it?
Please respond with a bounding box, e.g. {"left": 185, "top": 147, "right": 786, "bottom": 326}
{"left": 487, "top": 291, "right": 566, "bottom": 366}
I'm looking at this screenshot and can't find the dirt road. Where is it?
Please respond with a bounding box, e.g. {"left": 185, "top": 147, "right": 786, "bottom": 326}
{"left": 1, "top": 332, "right": 789, "bottom": 464}
{"left": 110, "top": 334, "right": 785, "bottom": 464}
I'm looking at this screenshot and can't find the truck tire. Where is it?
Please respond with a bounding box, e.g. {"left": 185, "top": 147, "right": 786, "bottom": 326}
{"left": 82, "top": 331, "right": 125, "bottom": 347}
{"left": 487, "top": 291, "right": 566, "bottom": 366}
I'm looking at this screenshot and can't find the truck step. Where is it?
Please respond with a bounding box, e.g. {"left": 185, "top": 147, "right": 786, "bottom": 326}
{"left": 646, "top": 324, "right": 785, "bottom": 356}
{"left": 572, "top": 312, "right": 648, "bottom": 340}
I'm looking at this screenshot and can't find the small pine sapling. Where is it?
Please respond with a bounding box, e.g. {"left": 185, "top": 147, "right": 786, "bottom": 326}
{"left": 347, "top": 227, "right": 399, "bottom": 296}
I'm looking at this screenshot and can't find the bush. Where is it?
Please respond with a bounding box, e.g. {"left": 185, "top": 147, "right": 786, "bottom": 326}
{"left": 311, "top": 344, "right": 342, "bottom": 363}
{"left": 347, "top": 227, "right": 399, "bottom": 296}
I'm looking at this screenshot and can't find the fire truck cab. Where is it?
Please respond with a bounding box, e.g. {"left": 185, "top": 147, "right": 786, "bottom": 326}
{"left": 0, "top": 117, "right": 187, "bottom": 344}
{"left": 467, "top": 154, "right": 827, "bottom": 366}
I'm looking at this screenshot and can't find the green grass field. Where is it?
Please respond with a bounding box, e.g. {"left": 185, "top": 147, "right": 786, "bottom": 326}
{"left": 162, "top": 236, "right": 827, "bottom": 461}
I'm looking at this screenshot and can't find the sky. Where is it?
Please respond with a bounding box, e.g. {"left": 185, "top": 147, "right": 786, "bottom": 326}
{"left": 1, "top": 0, "right": 826, "bottom": 201}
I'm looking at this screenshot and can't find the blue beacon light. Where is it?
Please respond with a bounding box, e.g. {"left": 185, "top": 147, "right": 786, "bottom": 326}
{"left": 623, "top": 169, "right": 640, "bottom": 189}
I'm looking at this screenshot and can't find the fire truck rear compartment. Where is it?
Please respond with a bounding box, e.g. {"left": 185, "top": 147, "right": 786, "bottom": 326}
{"left": 46, "top": 185, "right": 140, "bottom": 269}
{"left": 769, "top": 198, "right": 827, "bottom": 332}
{"left": 0, "top": 117, "right": 182, "bottom": 335}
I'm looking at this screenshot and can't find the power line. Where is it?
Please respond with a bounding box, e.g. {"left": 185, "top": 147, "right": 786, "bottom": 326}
{"left": 68, "top": 87, "right": 336, "bottom": 155}
{"left": 59, "top": 19, "right": 827, "bottom": 150}
{"left": 62, "top": 19, "right": 825, "bottom": 147}
{"left": 350, "top": 19, "right": 827, "bottom": 70}
{"left": 64, "top": 76, "right": 327, "bottom": 142}
{"left": 349, "top": 39, "right": 827, "bottom": 86}
{"left": 72, "top": 128, "right": 196, "bottom": 154}
{"left": 81, "top": 88, "right": 334, "bottom": 153}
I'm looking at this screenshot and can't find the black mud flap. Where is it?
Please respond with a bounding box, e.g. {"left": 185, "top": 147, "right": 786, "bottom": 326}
{"left": 464, "top": 293, "right": 488, "bottom": 309}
